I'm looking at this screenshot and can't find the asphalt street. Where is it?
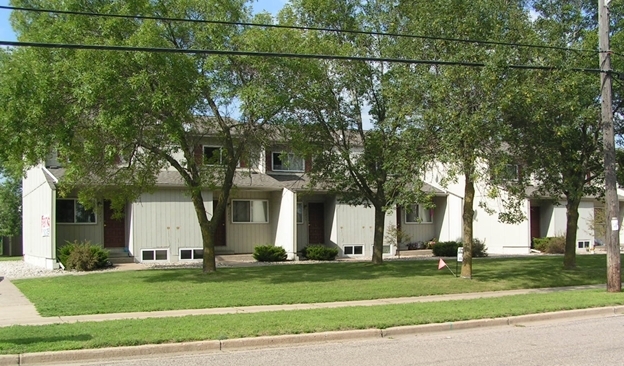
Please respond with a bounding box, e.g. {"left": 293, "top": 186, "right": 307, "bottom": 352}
{"left": 69, "top": 315, "right": 624, "bottom": 366}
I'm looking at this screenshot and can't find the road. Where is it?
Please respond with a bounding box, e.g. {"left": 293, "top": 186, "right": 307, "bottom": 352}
{"left": 75, "top": 315, "right": 624, "bottom": 366}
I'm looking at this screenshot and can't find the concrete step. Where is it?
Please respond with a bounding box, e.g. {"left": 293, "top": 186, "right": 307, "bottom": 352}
{"left": 109, "top": 256, "right": 135, "bottom": 264}
{"left": 106, "top": 248, "right": 134, "bottom": 264}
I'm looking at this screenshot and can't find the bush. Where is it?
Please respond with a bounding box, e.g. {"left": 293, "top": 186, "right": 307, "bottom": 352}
{"left": 58, "top": 241, "right": 109, "bottom": 271}
{"left": 432, "top": 239, "right": 488, "bottom": 257}
{"left": 470, "top": 238, "right": 489, "bottom": 257}
{"left": 432, "top": 241, "right": 460, "bottom": 257}
{"left": 253, "top": 245, "right": 287, "bottom": 262}
{"left": 304, "top": 245, "right": 339, "bottom": 261}
{"left": 533, "top": 236, "right": 566, "bottom": 254}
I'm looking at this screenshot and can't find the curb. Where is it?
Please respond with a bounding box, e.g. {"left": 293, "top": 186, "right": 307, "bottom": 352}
{"left": 1, "top": 307, "right": 621, "bottom": 365}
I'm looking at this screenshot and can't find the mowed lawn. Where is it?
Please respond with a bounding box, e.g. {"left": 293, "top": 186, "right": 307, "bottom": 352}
{"left": 3, "top": 289, "right": 624, "bottom": 354}
{"left": 12, "top": 255, "right": 614, "bottom": 317}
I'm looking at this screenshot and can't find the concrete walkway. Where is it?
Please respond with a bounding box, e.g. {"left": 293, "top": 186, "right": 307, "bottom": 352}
{"left": 0, "top": 276, "right": 41, "bottom": 326}
{"left": 0, "top": 273, "right": 605, "bottom": 328}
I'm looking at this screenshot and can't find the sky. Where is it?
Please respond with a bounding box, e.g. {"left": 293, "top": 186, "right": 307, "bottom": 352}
{"left": 0, "top": 0, "right": 287, "bottom": 43}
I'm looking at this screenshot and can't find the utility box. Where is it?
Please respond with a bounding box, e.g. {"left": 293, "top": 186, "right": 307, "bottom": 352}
{"left": 1, "top": 236, "right": 23, "bottom": 257}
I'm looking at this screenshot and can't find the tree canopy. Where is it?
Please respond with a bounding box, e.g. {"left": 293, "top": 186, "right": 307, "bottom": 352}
{"left": 0, "top": 0, "right": 289, "bottom": 272}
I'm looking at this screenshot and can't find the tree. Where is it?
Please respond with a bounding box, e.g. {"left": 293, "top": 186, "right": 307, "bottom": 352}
{"left": 503, "top": 0, "right": 605, "bottom": 269}
{"left": 0, "top": 0, "right": 288, "bottom": 272}
{"left": 0, "top": 169, "right": 22, "bottom": 238}
{"left": 267, "top": 0, "right": 437, "bottom": 264}
{"left": 392, "top": 0, "right": 531, "bottom": 278}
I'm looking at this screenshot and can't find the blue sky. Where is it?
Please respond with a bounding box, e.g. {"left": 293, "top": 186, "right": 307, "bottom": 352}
{"left": 0, "top": 0, "right": 287, "bottom": 42}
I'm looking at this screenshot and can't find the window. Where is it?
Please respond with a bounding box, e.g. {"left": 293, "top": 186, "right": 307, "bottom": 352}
{"left": 272, "top": 152, "right": 304, "bottom": 172}
{"left": 344, "top": 245, "right": 364, "bottom": 256}
{"left": 56, "top": 199, "right": 96, "bottom": 224}
{"left": 180, "top": 248, "right": 204, "bottom": 260}
{"left": 502, "top": 164, "right": 519, "bottom": 181}
{"left": 405, "top": 204, "right": 433, "bottom": 224}
{"left": 577, "top": 241, "right": 590, "bottom": 249}
{"left": 141, "top": 249, "right": 168, "bottom": 261}
{"left": 203, "top": 146, "right": 223, "bottom": 165}
{"left": 232, "top": 200, "right": 269, "bottom": 223}
{"left": 491, "top": 164, "right": 520, "bottom": 182}
{"left": 297, "top": 202, "right": 304, "bottom": 224}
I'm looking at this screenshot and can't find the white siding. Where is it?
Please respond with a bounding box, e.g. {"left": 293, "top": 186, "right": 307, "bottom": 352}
{"left": 326, "top": 197, "right": 338, "bottom": 247}
{"left": 274, "top": 189, "right": 296, "bottom": 259}
{"left": 472, "top": 194, "right": 531, "bottom": 255}
{"left": 226, "top": 190, "right": 273, "bottom": 253}
{"left": 576, "top": 200, "right": 594, "bottom": 252}
{"left": 22, "top": 167, "right": 56, "bottom": 269}
{"left": 332, "top": 202, "right": 395, "bottom": 257}
{"left": 56, "top": 218, "right": 104, "bottom": 248}
{"left": 131, "top": 189, "right": 213, "bottom": 262}
{"left": 437, "top": 195, "right": 463, "bottom": 243}
{"left": 540, "top": 204, "right": 555, "bottom": 237}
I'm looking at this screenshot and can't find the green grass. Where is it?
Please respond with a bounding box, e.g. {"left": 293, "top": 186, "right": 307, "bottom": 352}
{"left": 0, "top": 256, "right": 22, "bottom": 262}
{"left": 1, "top": 289, "right": 624, "bottom": 355}
{"left": 12, "top": 255, "right": 616, "bottom": 317}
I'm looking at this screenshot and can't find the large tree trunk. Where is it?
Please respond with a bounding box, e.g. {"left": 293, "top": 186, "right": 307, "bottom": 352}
{"left": 372, "top": 205, "right": 385, "bottom": 265}
{"left": 461, "top": 172, "right": 475, "bottom": 279}
{"left": 189, "top": 188, "right": 217, "bottom": 273}
{"left": 563, "top": 195, "right": 581, "bottom": 270}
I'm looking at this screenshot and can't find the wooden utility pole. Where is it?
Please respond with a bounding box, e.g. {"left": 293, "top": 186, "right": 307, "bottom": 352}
{"left": 599, "top": 0, "right": 621, "bottom": 292}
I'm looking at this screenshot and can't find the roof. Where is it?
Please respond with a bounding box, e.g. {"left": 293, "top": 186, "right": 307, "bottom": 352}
{"left": 43, "top": 167, "right": 445, "bottom": 195}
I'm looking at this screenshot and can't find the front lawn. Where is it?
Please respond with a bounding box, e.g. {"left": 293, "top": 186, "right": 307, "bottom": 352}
{"left": 12, "top": 255, "right": 615, "bottom": 317}
{"left": 1, "top": 289, "right": 623, "bottom": 355}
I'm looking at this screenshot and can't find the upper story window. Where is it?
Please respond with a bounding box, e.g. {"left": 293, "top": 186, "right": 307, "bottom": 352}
{"left": 57, "top": 199, "right": 96, "bottom": 224}
{"left": 405, "top": 204, "right": 432, "bottom": 224}
{"left": 490, "top": 163, "right": 520, "bottom": 183}
{"left": 203, "top": 146, "right": 224, "bottom": 165}
{"left": 503, "top": 164, "right": 520, "bottom": 181}
{"left": 272, "top": 152, "right": 304, "bottom": 172}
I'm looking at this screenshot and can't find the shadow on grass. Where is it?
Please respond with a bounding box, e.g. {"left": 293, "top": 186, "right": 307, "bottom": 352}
{"left": 137, "top": 255, "right": 612, "bottom": 287}
{"left": 1, "top": 334, "right": 92, "bottom": 345}
{"left": 138, "top": 260, "right": 443, "bottom": 285}
{"left": 472, "top": 255, "right": 609, "bottom": 288}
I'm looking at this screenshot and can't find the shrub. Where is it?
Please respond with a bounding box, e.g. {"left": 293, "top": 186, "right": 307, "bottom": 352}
{"left": 432, "top": 241, "right": 460, "bottom": 257}
{"left": 58, "top": 241, "right": 109, "bottom": 271}
{"left": 432, "top": 239, "right": 488, "bottom": 257}
{"left": 253, "top": 245, "right": 287, "bottom": 262}
{"left": 470, "top": 238, "right": 489, "bottom": 257}
{"left": 533, "top": 236, "right": 566, "bottom": 254}
{"left": 304, "top": 245, "right": 339, "bottom": 261}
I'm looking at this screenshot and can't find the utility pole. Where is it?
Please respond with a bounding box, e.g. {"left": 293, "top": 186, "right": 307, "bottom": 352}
{"left": 599, "top": 0, "right": 621, "bottom": 293}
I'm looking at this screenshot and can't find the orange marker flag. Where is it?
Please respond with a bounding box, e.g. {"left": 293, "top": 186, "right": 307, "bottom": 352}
{"left": 438, "top": 258, "right": 447, "bottom": 270}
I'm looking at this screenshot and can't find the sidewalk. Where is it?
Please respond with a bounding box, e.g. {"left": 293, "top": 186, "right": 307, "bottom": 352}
{"left": 0, "top": 274, "right": 606, "bottom": 328}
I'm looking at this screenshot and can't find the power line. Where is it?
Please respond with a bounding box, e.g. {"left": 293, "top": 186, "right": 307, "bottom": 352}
{"left": 0, "top": 5, "right": 597, "bottom": 55}
{"left": 0, "top": 40, "right": 604, "bottom": 74}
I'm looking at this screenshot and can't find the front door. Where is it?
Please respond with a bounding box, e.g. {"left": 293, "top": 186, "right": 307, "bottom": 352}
{"left": 213, "top": 201, "right": 226, "bottom": 247}
{"left": 308, "top": 202, "right": 325, "bottom": 244}
{"left": 103, "top": 200, "right": 125, "bottom": 248}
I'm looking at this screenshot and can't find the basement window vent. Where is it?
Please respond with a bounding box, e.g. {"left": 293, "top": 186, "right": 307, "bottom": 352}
{"left": 141, "top": 249, "right": 168, "bottom": 262}
{"left": 344, "top": 245, "right": 364, "bottom": 256}
{"left": 180, "top": 249, "right": 204, "bottom": 260}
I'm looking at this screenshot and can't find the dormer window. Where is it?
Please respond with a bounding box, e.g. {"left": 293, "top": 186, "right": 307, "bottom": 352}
{"left": 272, "top": 152, "right": 304, "bottom": 172}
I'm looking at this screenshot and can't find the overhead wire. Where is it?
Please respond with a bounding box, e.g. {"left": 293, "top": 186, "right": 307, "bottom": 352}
{"left": 0, "top": 40, "right": 604, "bottom": 74}
{"left": 0, "top": 4, "right": 598, "bottom": 54}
